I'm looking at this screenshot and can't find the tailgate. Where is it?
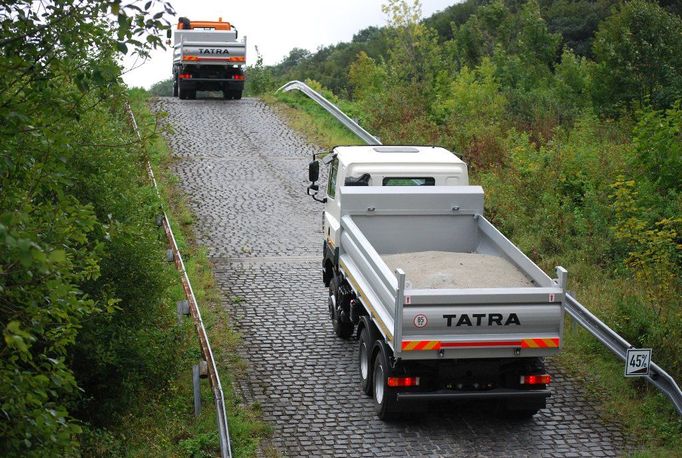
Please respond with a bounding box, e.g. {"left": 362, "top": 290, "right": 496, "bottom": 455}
{"left": 176, "top": 41, "right": 246, "bottom": 65}
{"left": 398, "top": 288, "right": 563, "bottom": 360}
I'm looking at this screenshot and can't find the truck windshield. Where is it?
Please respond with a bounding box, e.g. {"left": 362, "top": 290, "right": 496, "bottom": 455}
{"left": 382, "top": 177, "right": 435, "bottom": 186}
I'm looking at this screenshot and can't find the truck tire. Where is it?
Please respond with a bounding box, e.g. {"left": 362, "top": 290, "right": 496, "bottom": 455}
{"left": 173, "top": 77, "right": 178, "bottom": 97}
{"left": 178, "top": 83, "right": 187, "bottom": 100}
{"left": 222, "top": 89, "right": 233, "bottom": 100}
{"left": 358, "top": 325, "right": 373, "bottom": 396}
{"left": 188, "top": 89, "right": 196, "bottom": 100}
{"left": 329, "top": 277, "right": 353, "bottom": 339}
{"left": 232, "top": 90, "right": 243, "bottom": 100}
{"left": 372, "top": 341, "right": 399, "bottom": 420}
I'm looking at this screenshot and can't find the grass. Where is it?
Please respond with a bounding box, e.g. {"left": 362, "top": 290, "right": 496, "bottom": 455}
{"left": 263, "top": 92, "right": 362, "bottom": 149}
{"left": 263, "top": 91, "right": 682, "bottom": 457}
{"left": 101, "top": 89, "right": 272, "bottom": 457}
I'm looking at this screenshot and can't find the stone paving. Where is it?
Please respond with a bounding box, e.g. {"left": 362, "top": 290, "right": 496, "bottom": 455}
{"left": 156, "top": 95, "right": 631, "bottom": 457}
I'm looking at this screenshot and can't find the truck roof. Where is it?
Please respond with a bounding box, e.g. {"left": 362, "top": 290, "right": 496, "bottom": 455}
{"left": 333, "top": 145, "right": 465, "bottom": 166}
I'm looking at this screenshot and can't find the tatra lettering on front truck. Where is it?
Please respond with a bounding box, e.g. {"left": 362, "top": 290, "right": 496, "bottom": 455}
{"left": 306, "top": 145, "right": 567, "bottom": 420}
{"left": 168, "top": 17, "right": 246, "bottom": 100}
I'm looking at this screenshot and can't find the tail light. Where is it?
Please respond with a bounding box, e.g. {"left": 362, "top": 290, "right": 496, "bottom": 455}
{"left": 179, "top": 73, "right": 192, "bottom": 79}
{"left": 182, "top": 55, "right": 199, "bottom": 61}
{"left": 232, "top": 74, "right": 245, "bottom": 80}
{"left": 387, "top": 376, "right": 420, "bottom": 388}
{"left": 520, "top": 374, "right": 551, "bottom": 385}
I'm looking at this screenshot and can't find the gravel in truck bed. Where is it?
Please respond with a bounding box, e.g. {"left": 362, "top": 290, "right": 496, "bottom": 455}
{"left": 382, "top": 251, "right": 534, "bottom": 289}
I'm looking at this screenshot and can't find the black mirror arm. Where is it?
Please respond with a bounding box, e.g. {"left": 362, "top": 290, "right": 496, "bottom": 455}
{"left": 307, "top": 184, "right": 327, "bottom": 203}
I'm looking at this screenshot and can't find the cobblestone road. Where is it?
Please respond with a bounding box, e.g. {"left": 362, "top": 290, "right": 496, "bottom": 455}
{"left": 157, "top": 96, "right": 631, "bottom": 457}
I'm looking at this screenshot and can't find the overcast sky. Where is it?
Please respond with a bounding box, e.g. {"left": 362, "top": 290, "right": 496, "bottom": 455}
{"left": 122, "top": 0, "right": 457, "bottom": 89}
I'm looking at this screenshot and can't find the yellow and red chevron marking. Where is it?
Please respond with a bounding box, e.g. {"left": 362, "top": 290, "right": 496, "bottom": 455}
{"left": 402, "top": 340, "right": 442, "bottom": 351}
{"left": 521, "top": 338, "right": 560, "bottom": 348}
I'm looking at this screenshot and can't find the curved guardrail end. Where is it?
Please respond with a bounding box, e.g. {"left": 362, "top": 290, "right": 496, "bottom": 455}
{"left": 274, "top": 80, "right": 382, "bottom": 146}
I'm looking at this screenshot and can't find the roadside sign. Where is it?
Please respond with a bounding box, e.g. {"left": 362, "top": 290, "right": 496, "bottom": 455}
{"left": 625, "top": 348, "right": 652, "bottom": 377}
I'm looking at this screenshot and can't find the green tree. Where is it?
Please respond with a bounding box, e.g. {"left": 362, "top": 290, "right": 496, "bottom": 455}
{"left": 592, "top": 0, "right": 682, "bottom": 113}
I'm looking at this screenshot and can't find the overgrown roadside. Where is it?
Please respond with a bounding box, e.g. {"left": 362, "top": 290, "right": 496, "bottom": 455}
{"left": 117, "top": 89, "right": 271, "bottom": 457}
{"left": 263, "top": 90, "right": 682, "bottom": 457}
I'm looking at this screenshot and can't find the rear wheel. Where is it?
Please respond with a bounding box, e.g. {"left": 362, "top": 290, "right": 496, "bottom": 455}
{"left": 222, "top": 89, "right": 233, "bottom": 100}
{"left": 372, "top": 342, "right": 399, "bottom": 420}
{"left": 187, "top": 89, "right": 196, "bottom": 100}
{"left": 173, "top": 77, "right": 178, "bottom": 97}
{"left": 329, "top": 277, "right": 353, "bottom": 339}
{"left": 232, "top": 90, "right": 243, "bottom": 100}
{"left": 358, "top": 326, "right": 373, "bottom": 396}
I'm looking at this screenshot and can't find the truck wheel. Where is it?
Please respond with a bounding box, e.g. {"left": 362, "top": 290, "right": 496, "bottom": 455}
{"left": 178, "top": 83, "right": 188, "bottom": 100}
{"left": 358, "top": 326, "right": 373, "bottom": 396}
{"left": 373, "top": 341, "right": 399, "bottom": 420}
{"left": 329, "top": 277, "right": 353, "bottom": 339}
{"left": 188, "top": 89, "right": 196, "bottom": 100}
{"left": 222, "top": 89, "right": 233, "bottom": 100}
{"left": 232, "top": 90, "right": 243, "bottom": 100}
{"left": 173, "top": 78, "right": 178, "bottom": 97}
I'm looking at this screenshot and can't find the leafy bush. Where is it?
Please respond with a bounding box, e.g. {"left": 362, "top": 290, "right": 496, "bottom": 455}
{"left": 0, "top": 0, "right": 178, "bottom": 455}
{"left": 150, "top": 78, "right": 174, "bottom": 97}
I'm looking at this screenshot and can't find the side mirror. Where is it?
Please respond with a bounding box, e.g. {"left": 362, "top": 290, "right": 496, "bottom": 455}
{"left": 166, "top": 29, "right": 172, "bottom": 38}
{"left": 308, "top": 160, "right": 320, "bottom": 183}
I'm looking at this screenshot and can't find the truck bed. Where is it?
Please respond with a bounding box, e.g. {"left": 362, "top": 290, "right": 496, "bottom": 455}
{"left": 382, "top": 251, "right": 533, "bottom": 289}
{"left": 337, "top": 185, "right": 564, "bottom": 360}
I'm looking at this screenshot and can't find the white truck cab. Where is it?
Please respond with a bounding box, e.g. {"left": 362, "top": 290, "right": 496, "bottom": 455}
{"left": 314, "top": 145, "right": 469, "bottom": 252}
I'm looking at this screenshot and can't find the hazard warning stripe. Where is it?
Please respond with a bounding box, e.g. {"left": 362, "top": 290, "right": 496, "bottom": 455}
{"left": 402, "top": 341, "right": 441, "bottom": 351}
{"left": 521, "top": 338, "right": 560, "bottom": 348}
{"left": 401, "top": 338, "right": 560, "bottom": 351}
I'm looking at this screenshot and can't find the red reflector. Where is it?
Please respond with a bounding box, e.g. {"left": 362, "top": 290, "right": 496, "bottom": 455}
{"left": 232, "top": 74, "right": 245, "bottom": 80}
{"left": 520, "top": 374, "right": 551, "bottom": 385}
{"left": 179, "top": 73, "right": 192, "bottom": 79}
{"left": 387, "top": 377, "right": 420, "bottom": 388}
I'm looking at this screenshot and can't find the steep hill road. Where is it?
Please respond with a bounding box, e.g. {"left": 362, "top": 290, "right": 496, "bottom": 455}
{"left": 155, "top": 96, "right": 630, "bottom": 457}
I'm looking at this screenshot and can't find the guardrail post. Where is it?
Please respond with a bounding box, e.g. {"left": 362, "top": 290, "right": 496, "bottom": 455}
{"left": 177, "top": 300, "right": 190, "bottom": 323}
{"left": 166, "top": 248, "right": 174, "bottom": 262}
{"left": 192, "top": 363, "right": 201, "bottom": 416}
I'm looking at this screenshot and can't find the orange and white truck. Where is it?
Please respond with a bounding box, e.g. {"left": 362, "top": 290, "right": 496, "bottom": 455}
{"left": 169, "top": 17, "right": 246, "bottom": 100}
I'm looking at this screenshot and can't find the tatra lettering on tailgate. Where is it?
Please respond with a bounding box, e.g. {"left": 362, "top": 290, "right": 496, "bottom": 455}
{"left": 442, "top": 313, "right": 521, "bottom": 327}
{"left": 198, "top": 48, "right": 230, "bottom": 55}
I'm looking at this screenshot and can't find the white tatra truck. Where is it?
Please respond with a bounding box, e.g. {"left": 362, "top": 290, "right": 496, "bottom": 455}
{"left": 168, "top": 17, "right": 246, "bottom": 100}
{"left": 307, "top": 145, "right": 566, "bottom": 419}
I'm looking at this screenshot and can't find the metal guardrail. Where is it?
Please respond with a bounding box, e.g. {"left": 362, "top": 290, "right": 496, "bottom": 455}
{"left": 565, "top": 294, "right": 682, "bottom": 414}
{"left": 277, "top": 80, "right": 383, "bottom": 146}
{"left": 125, "top": 103, "right": 233, "bottom": 457}
{"left": 279, "top": 80, "right": 682, "bottom": 415}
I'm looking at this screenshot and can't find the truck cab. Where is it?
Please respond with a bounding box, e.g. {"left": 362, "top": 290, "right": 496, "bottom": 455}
{"left": 318, "top": 145, "right": 469, "bottom": 254}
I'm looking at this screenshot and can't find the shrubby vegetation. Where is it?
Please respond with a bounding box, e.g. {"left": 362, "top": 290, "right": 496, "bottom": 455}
{"left": 0, "top": 1, "right": 193, "bottom": 455}
{"left": 253, "top": 0, "right": 681, "bottom": 448}
{"left": 149, "top": 77, "right": 174, "bottom": 96}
